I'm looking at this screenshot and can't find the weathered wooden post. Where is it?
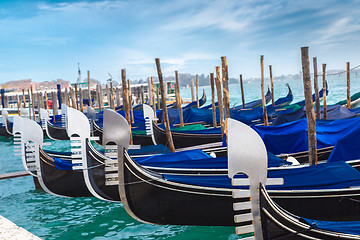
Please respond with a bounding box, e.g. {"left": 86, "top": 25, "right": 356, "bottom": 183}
{"left": 87, "top": 71, "right": 92, "bottom": 107}
{"left": 221, "top": 56, "right": 230, "bottom": 119}
{"left": 106, "top": 84, "right": 110, "bottom": 109}
{"left": 96, "top": 85, "right": 102, "bottom": 111}
{"left": 313, "top": 57, "right": 321, "bottom": 119}
{"left": 4, "top": 96, "right": 8, "bottom": 108}
{"left": 155, "top": 58, "right": 175, "bottom": 152}
{"left": 99, "top": 84, "right": 104, "bottom": 110}
{"left": 16, "top": 95, "right": 20, "bottom": 115}
{"left": 322, "top": 64, "right": 327, "bottom": 119}
{"left": 260, "top": 56, "right": 269, "bottom": 126}
{"left": 346, "top": 62, "right": 351, "bottom": 109}
{"left": 74, "top": 84, "right": 79, "bottom": 110}
{"left": 52, "top": 92, "right": 58, "bottom": 116}
{"left": 150, "top": 77, "right": 156, "bottom": 115}
{"left": 269, "top": 65, "right": 275, "bottom": 107}
{"left": 79, "top": 90, "right": 84, "bottom": 112}
{"left": 115, "top": 88, "right": 121, "bottom": 107}
{"left": 70, "top": 87, "right": 76, "bottom": 109}
{"left": 215, "top": 67, "right": 225, "bottom": 135}
{"left": 240, "top": 74, "right": 245, "bottom": 109}
{"left": 128, "top": 79, "right": 134, "bottom": 123}
{"left": 191, "top": 79, "right": 195, "bottom": 102}
{"left": 44, "top": 91, "right": 50, "bottom": 116}
{"left": 140, "top": 85, "right": 144, "bottom": 104}
{"left": 22, "top": 89, "right": 26, "bottom": 108}
{"left": 196, "top": 75, "right": 199, "bottom": 108}
{"left": 156, "top": 85, "right": 160, "bottom": 110}
{"left": 301, "top": 46, "right": 317, "bottom": 165}
{"left": 210, "top": 73, "right": 217, "bottom": 128}
{"left": 27, "top": 89, "right": 32, "bottom": 119}
{"left": 175, "top": 71, "right": 184, "bottom": 127}
{"left": 30, "top": 87, "right": 36, "bottom": 121}
{"left": 148, "top": 78, "right": 153, "bottom": 106}
{"left": 110, "top": 80, "right": 115, "bottom": 110}
{"left": 121, "top": 69, "right": 133, "bottom": 144}
{"left": 65, "top": 88, "right": 69, "bottom": 106}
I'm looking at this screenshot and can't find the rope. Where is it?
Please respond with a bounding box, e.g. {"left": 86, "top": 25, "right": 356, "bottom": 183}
{"left": 315, "top": 64, "right": 360, "bottom": 77}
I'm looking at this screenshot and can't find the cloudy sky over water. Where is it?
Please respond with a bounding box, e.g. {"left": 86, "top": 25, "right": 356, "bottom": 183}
{"left": 0, "top": 0, "right": 360, "bottom": 83}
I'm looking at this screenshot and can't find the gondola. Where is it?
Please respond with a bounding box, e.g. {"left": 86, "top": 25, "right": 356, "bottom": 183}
{"left": 182, "top": 89, "right": 207, "bottom": 110}
{"left": 152, "top": 120, "right": 222, "bottom": 148}
{"left": 227, "top": 119, "right": 360, "bottom": 239}
{"left": 258, "top": 184, "right": 360, "bottom": 239}
{"left": 233, "top": 88, "right": 271, "bottom": 110}
{"left": 118, "top": 118, "right": 360, "bottom": 226}
{"left": 272, "top": 83, "right": 293, "bottom": 107}
{"left": 40, "top": 108, "right": 69, "bottom": 140}
{"left": 92, "top": 119, "right": 154, "bottom": 146}
{"left": 12, "top": 115, "right": 92, "bottom": 197}
{"left": 0, "top": 110, "right": 13, "bottom": 137}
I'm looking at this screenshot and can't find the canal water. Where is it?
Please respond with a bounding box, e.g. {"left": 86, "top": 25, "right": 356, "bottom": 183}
{"left": 0, "top": 72, "right": 359, "bottom": 239}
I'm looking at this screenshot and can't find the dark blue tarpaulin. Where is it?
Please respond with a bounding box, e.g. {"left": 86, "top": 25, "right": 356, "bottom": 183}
{"left": 327, "top": 125, "right": 360, "bottom": 163}
{"left": 135, "top": 150, "right": 290, "bottom": 169}
{"left": 163, "top": 161, "right": 360, "bottom": 190}
{"left": 272, "top": 105, "right": 356, "bottom": 126}
{"left": 302, "top": 218, "right": 360, "bottom": 235}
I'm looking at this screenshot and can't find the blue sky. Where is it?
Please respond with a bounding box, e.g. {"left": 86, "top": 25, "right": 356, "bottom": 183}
{"left": 0, "top": 0, "right": 359, "bottom": 83}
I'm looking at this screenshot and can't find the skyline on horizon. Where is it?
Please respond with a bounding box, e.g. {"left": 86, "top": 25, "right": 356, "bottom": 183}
{"left": 0, "top": 0, "right": 360, "bottom": 84}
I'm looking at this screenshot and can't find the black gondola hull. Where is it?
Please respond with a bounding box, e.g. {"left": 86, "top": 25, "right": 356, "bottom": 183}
{"left": 39, "top": 149, "right": 91, "bottom": 197}
{"left": 121, "top": 153, "right": 360, "bottom": 226}
{"left": 153, "top": 123, "right": 222, "bottom": 148}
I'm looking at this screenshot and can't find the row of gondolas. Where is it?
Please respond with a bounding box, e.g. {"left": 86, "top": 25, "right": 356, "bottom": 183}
{"left": 4, "top": 85, "right": 360, "bottom": 239}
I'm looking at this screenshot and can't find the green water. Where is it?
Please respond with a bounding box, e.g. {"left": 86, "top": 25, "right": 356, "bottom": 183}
{"left": 0, "top": 73, "right": 359, "bottom": 239}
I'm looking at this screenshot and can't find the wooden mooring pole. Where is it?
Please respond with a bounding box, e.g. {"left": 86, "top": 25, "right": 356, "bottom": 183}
{"left": 30, "top": 87, "right": 36, "bottom": 121}
{"left": 215, "top": 67, "right": 225, "bottom": 135}
{"left": 196, "top": 75, "right": 199, "bottom": 108}
{"left": 301, "top": 46, "right": 317, "bottom": 165}
{"left": 322, "top": 64, "right": 327, "bottom": 119}
{"left": 175, "top": 71, "right": 184, "bottom": 127}
{"left": 155, "top": 58, "right": 175, "bottom": 152}
{"left": 151, "top": 77, "right": 156, "bottom": 116}
{"left": 221, "top": 56, "right": 230, "bottom": 120}
{"left": 240, "top": 74, "right": 245, "bottom": 109}
{"left": 346, "top": 62, "right": 351, "bottom": 109}
{"left": 87, "top": 71, "right": 92, "bottom": 107}
{"left": 210, "top": 73, "right": 217, "bottom": 128}
{"left": 191, "top": 79, "right": 195, "bottom": 102}
{"left": 313, "top": 57, "right": 321, "bottom": 119}
{"left": 121, "top": 69, "right": 133, "bottom": 145}
{"left": 269, "top": 65, "right": 275, "bottom": 107}
{"left": 27, "top": 89, "right": 32, "bottom": 120}
{"left": 260, "top": 56, "right": 268, "bottom": 126}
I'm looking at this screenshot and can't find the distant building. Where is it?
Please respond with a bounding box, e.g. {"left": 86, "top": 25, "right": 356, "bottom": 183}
{"left": 1, "top": 79, "right": 71, "bottom": 92}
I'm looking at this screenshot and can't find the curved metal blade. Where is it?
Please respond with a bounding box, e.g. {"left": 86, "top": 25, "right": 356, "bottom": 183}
{"left": 66, "top": 107, "right": 90, "bottom": 138}
{"left": 2, "top": 110, "right": 9, "bottom": 126}
{"left": 227, "top": 118, "right": 267, "bottom": 240}
{"left": 86, "top": 107, "right": 96, "bottom": 121}
{"left": 143, "top": 104, "right": 157, "bottom": 144}
{"left": 13, "top": 116, "right": 43, "bottom": 146}
{"left": 103, "top": 109, "right": 130, "bottom": 149}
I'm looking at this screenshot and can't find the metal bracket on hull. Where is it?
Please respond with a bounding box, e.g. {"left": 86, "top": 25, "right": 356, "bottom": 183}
{"left": 143, "top": 104, "right": 157, "bottom": 145}
{"left": 102, "top": 109, "right": 130, "bottom": 186}
{"left": 12, "top": 116, "right": 43, "bottom": 176}
{"left": 40, "top": 108, "right": 49, "bottom": 130}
